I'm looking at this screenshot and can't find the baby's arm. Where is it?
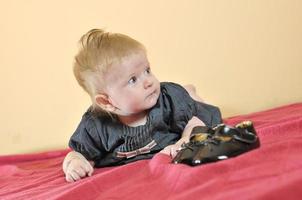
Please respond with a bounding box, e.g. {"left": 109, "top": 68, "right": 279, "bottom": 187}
{"left": 63, "top": 151, "right": 94, "bottom": 182}
{"left": 161, "top": 84, "right": 206, "bottom": 157}
{"left": 161, "top": 116, "right": 205, "bottom": 157}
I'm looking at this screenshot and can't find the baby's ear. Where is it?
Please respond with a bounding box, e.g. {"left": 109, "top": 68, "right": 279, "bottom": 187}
{"left": 95, "top": 94, "right": 116, "bottom": 112}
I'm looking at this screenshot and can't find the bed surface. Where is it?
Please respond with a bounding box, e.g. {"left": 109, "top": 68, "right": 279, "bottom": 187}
{"left": 1, "top": 103, "right": 302, "bottom": 200}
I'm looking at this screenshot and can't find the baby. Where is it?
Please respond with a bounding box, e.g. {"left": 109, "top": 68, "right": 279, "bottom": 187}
{"left": 63, "top": 29, "right": 222, "bottom": 182}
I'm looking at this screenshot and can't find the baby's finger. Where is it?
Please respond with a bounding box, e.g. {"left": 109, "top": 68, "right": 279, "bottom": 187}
{"left": 170, "top": 147, "right": 177, "bottom": 158}
{"left": 70, "top": 170, "right": 81, "bottom": 181}
{"left": 87, "top": 167, "right": 94, "bottom": 177}
{"left": 171, "top": 146, "right": 182, "bottom": 158}
{"left": 84, "top": 163, "right": 94, "bottom": 176}
{"left": 75, "top": 168, "right": 87, "bottom": 177}
{"left": 65, "top": 174, "right": 75, "bottom": 183}
{"left": 79, "top": 164, "right": 90, "bottom": 177}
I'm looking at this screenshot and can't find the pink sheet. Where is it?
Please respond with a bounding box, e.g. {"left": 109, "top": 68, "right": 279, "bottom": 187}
{"left": 1, "top": 103, "right": 302, "bottom": 200}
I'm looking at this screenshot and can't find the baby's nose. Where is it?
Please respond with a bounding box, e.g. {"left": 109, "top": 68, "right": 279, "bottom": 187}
{"left": 143, "top": 78, "right": 153, "bottom": 89}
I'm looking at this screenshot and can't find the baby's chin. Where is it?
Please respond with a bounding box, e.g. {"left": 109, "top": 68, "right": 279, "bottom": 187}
{"left": 145, "top": 90, "right": 160, "bottom": 107}
{"left": 122, "top": 97, "right": 159, "bottom": 116}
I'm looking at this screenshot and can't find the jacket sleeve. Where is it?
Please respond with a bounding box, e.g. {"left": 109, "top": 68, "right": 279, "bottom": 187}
{"left": 68, "top": 113, "right": 106, "bottom": 162}
{"left": 194, "top": 101, "right": 223, "bottom": 127}
{"left": 161, "top": 82, "right": 222, "bottom": 132}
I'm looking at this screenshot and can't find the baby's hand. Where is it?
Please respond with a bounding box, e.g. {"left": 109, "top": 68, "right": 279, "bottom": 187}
{"left": 161, "top": 116, "right": 205, "bottom": 158}
{"left": 62, "top": 151, "right": 94, "bottom": 182}
{"left": 160, "top": 137, "right": 187, "bottom": 158}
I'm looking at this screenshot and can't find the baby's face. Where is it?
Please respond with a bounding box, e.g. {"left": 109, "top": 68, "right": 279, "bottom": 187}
{"left": 103, "top": 52, "right": 160, "bottom": 116}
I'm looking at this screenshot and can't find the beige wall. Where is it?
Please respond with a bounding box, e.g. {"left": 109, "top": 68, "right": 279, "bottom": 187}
{"left": 1, "top": 0, "right": 301, "bottom": 155}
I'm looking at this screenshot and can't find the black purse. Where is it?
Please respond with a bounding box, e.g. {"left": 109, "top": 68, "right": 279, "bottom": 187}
{"left": 172, "top": 121, "right": 260, "bottom": 166}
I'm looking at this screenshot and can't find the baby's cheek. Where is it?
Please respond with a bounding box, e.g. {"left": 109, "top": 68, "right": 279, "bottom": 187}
{"left": 131, "top": 97, "right": 146, "bottom": 112}
{"left": 121, "top": 96, "right": 137, "bottom": 111}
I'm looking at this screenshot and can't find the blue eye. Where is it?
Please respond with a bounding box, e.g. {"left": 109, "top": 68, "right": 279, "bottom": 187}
{"left": 128, "top": 76, "right": 137, "bottom": 84}
{"left": 145, "top": 67, "right": 151, "bottom": 74}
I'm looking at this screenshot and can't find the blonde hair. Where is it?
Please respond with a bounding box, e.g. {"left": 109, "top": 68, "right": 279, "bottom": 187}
{"left": 73, "top": 29, "right": 146, "bottom": 111}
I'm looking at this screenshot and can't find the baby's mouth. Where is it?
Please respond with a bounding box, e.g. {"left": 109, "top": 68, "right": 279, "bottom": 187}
{"left": 146, "top": 90, "right": 157, "bottom": 99}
